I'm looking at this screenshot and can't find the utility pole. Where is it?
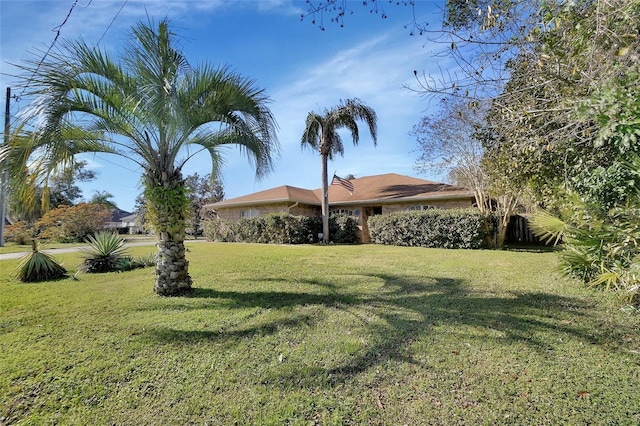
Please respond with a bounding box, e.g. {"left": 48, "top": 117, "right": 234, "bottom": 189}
{"left": 0, "top": 87, "right": 10, "bottom": 247}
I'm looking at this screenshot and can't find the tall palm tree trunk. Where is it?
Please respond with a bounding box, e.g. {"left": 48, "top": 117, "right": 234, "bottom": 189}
{"left": 321, "top": 154, "right": 329, "bottom": 243}
{"left": 145, "top": 169, "right": 193, "bottom": 296}
{"left": 155, "top": 228, "right": 192, "bottom": 296}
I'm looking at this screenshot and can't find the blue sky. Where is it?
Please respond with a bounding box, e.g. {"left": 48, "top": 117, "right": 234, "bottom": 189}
{"left": 1, "top": 0, "right": 451, "bottom": 211}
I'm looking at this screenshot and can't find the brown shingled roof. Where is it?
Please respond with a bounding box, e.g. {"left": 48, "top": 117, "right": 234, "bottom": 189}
{"left": 326, "top": 173, "right": 474, "bottom": 205}
{"left": 210, "top": 185, "right": 320, "bottom": 208}
{"left": 208, "top": 173, "right": 474, "bottom": 208}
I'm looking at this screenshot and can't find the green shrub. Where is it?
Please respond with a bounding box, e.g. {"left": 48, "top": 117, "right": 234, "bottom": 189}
{"left": 203, "top": 213, "right": 356, "bottom": 244}
{"left": 238, "top": 216, "right": 267, "bottom": 243}
{"left": 329, "top": 214, "right": 359, "bottom": 244}
{"left": 17, "top": 240, "right": 68, "bottom": 282}
{"left": 35, "top": 203, "right": 112, "bottom": 243}
{"left": 531, "top": 197, "right": 640, "bottom": 305}
{"left": 203, "top": 218, "right": 239, "bottom": 242}
{"left": 4, "top": 221, "right": 33, "bottom": 245}
{"left": 115, "top": 253, "right": 156, "bottom": 272}
{"left": 135, "top": 252, "right": 157, "bottom": 268}
{"left": 368, "top": 208, "right": 489, "bottom": 249}
{"left": 80, "top": 232, "right": 129, "bottom": 273}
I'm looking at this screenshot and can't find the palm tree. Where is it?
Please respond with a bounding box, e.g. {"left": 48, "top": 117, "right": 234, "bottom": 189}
{"left": 4, "top": 19, "right": 278, "bottom": 295}
{"left": 301, "top": 99, "right": 377, "bottom": 243}
{"left": 88, "top": 191, "right": 118, "bottom": 210}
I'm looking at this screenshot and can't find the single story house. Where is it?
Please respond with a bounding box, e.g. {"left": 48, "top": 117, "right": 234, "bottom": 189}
{"left": 119, "top": 213, "right": 144, "bottom": 234}
{"left": 206, "top": 173, "right": 476, "bottom": 242}
{"left": 104, "top": 209, "right": 144, "bottom": 234}
{"left": 105, "top": 208, "right": 133, "bottom": 229}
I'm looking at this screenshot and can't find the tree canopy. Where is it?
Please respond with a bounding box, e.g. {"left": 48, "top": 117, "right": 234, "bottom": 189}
{"left": 3, "top": 18, "right": 279, "bottom": 295}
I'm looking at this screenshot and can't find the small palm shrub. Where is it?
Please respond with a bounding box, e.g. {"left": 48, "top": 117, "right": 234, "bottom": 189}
{"left": 530, "top": 156, "right": 640, "bottom": 306}
{"left": 134, "top": 252, "right": 157, "bottom": 268}
{"left": 115, "top": 256, "right": 136, "bottom": 272}
{"left": 116, "top": 253, "right": 157, "bottom": 272}
{"left": 17, "top": 240, "right": 68, "bottom": 282}
{"left": 530, "top": 202, "right": 640, "bottom": 305}
{"left": 80, "top": 231, "right": 128, "bottom": 273}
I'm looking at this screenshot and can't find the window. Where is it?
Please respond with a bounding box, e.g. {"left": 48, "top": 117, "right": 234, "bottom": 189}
{"left": 405, "top": 205, "right": 436, "bottom": 212}
{"left": 330, "top": 208, "right": 354, "bottom": 216}
{"left": 241, "top": 208, "right": 259, "bottom": 219}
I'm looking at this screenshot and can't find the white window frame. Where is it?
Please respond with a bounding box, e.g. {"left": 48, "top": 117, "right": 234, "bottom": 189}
{"left": 405, "top": 205, "right": 436, "bottom": 212}
{"left": 240, "top": 208, "right": 260, "bottom": 219}
{"left": 329, "top": 208, "right": 354, "bottom": 216}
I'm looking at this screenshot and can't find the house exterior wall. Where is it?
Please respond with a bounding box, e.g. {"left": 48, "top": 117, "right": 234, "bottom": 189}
{"left": 290, "top": 205, "right": 321, "bottom": 218}
{"left": 381, "top": 199, "right": 474, "bottom": 214}
{"left": 216, "top": 203, "right": 321, "bottom": 221}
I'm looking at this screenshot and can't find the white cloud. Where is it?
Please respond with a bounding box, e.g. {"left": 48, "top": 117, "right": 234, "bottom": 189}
{"left": 2, "top": 0, "right": 455, "bottom": 208}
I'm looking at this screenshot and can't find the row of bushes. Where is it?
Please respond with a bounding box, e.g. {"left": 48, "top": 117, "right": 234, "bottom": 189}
{"left": 203, "top": 213, "right": 359, "bottom": 244}
{"left": 368, "top": 208, "right": 490, "bottom": 249}
{"left": 8, "top": 207, "right": 490, "bottom": 249}
{"left": 203, "top": 209, "right": 491, "bottom": 249}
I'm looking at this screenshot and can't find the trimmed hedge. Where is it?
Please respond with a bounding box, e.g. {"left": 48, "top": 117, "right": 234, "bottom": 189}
{"left": 368, "top": 208, "right": 490, "bottom": 249}
{"left": 203, "top": 213, "right": 359, "bottom": 244}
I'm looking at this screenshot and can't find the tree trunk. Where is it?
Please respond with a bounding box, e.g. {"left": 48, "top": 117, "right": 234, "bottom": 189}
{"left": 145, "top": 169, "right": 193, "bottom": 296}
{"left": 496, "top": 220, "right": 509, "bottom": 249}
{"left": 321, "top": 153, "right": 329, "bottom": 244}
{"left": 495, "top": 193, "right": 519, "bottom": 249}
{"left": 155, "top": 228, "right": 192, "bottom": 296}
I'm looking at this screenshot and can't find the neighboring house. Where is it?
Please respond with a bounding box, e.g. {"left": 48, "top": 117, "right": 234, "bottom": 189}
{"left": 207, "top": 173, "right": 476, "bottom": 242}
{"left": 105, "top": 208, "right": 132, "bottom": 229}
{"left": 119, "top": 213, "right": 144, "bottom": 234}
{"left": 104, "top": 209, "right": 143, "bottom": 234}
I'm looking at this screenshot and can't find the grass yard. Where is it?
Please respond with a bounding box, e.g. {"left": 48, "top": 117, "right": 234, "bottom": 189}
{"left": 1, "top": 243, "right": 638, "bottom": 425}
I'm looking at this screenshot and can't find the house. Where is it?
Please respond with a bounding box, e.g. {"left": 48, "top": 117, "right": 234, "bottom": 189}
{"left": 207, "top": 173, "right": 476, "bottom": 242}
{"left": 103, "top": 209, "right": 144, "bottom": 234}
{"left": 105, "top": 208, "right": 132, "bottom": 229}
{"left": 119, "top": 213, "right": 144, "bottom": 234}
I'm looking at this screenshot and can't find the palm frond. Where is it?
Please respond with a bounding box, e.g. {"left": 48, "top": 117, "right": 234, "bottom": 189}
{"left": 528, "top": 209, "right": 568, "bottom": 246}
{"left": 17, "top": 240, "right": 67, "bottom": 282}
{"left": 80, "top": 231, "right": 129, "bottom": 273}
{"left": 301, "top": 113, "right": 323, "bottom": 150}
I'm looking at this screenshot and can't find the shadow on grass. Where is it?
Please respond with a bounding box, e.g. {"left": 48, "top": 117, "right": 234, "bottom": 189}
{"left": 140, "top": 272, "right": 627, "bottom": 387}
{"left": 187, "top": 286, "right": 356, "bottom": 309}
{"left": 147, "top": 311, "right": 320, "bottom": 343}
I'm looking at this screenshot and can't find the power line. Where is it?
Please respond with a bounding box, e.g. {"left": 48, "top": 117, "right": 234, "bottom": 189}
{"left": 17, "top": 0, "right": 80, "bottom": 100}
{"left": 92, "top": 154, "right": 140, "bottom": 174}
{"left": 97, "top": 0, "right": 128, "bottom": 46}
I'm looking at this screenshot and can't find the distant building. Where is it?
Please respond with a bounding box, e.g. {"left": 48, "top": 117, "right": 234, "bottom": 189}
{"left": 104, "top": 209, "right": 143, "bottom": 234}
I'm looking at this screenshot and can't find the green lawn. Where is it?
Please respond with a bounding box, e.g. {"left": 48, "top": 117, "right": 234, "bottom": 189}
{"left": 1, "top": 243, "right": 638, "bottom": 425}
{"left": 0, "top": 235, "right": 158, "bottom": 255}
